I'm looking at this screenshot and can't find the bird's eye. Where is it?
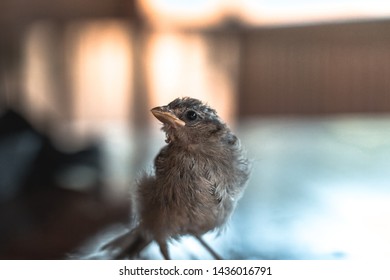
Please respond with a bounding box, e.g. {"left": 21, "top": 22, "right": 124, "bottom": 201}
{"left": 185, "top": 110, "right": 198, "bottom": 121}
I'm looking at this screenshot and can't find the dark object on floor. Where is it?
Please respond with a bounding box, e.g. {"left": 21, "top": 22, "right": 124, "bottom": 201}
{"left": 0, "top": 109, "right": 126, "bottom": 259}
{"left": 0, "top": 109, "right": 102, "bottom": 202}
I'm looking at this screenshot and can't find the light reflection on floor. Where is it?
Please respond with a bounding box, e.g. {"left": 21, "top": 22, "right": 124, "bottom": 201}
{"left": 79, "top": 115, "right": 390, "bottom": 260}
{"left": 230, "top": 116, "right": 390, "bottom": 260}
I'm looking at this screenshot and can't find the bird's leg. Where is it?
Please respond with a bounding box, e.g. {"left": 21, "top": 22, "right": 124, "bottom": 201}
{"left": 158, "top": 241, "right": 171, "bottom": 260}
{"left": 101, "top": 228, "right": 151, "bottom": 260}
{"left": 195, "top": 235, "right": 222, "bottom": 260}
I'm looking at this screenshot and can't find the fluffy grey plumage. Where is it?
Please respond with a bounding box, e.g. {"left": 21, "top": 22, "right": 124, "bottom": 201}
{"left": 102, "top": 97, "right": 250, "bottom": 259}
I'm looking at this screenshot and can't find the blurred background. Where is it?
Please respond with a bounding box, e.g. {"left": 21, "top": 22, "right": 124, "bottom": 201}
{"left": 1, "top": 0, "right": 390, "bottom": 259}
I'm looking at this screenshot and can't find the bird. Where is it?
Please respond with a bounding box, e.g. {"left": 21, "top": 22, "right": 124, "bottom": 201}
{"left": 101, "top": 97, "right": 250, "bottom": 259}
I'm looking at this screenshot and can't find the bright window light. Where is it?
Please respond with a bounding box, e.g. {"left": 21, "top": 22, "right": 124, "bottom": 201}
{"left": 138, "top": 0, "right": 390, "bottom": 27}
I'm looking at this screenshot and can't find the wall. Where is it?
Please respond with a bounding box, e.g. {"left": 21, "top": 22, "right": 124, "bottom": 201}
{"left": 239, "top": 20, "right": 390, "bottom": 117}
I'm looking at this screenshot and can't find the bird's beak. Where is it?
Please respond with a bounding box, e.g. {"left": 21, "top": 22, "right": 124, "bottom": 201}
{"left": 151, "top": 106, "right": 185, "bottom": 127}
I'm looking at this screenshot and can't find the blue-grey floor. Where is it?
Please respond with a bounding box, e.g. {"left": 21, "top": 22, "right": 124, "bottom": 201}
{"left": 80, "top": 115, "right": 390, "bottom": 260}
{"left": 231, "top": 116, "right": 390, "bottom": 260}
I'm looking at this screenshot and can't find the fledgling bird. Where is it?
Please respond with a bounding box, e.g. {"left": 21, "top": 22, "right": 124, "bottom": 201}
{"left": 102, "top": 97, "right": 250, "bottom": 259}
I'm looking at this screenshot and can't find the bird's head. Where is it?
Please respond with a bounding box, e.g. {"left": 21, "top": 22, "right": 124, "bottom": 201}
{"left": 151, "top": 97, "right": 227, "bottom": 145}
